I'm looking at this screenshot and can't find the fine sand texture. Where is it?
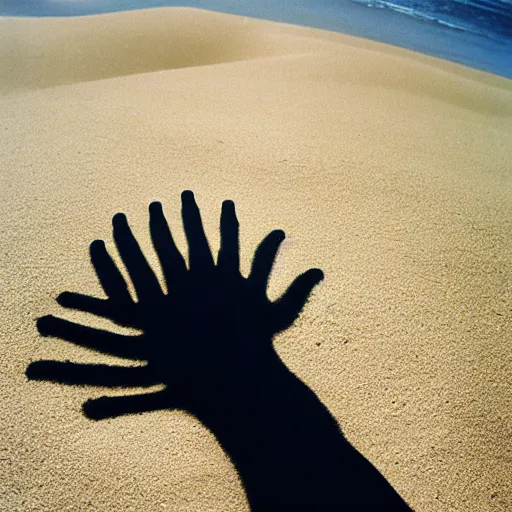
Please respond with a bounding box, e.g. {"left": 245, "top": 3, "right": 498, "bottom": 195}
{"left": 1, "top": 7, "right": 511, "bottom": 511}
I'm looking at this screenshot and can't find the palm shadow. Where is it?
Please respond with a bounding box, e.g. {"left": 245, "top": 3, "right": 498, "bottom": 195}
{"left": 26, "top": 191, "right": 413, "bottom": 511}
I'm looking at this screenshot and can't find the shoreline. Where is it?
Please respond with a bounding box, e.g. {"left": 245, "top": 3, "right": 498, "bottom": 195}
{"left": 1, "top": 1, "right": 511, "bottom": 79}
{"left": 1, "top": 7, "right": 511, "bottom": 95}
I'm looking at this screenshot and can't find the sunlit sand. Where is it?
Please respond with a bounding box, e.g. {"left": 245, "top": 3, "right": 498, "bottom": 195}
{"left": 1, "top": 7, "right": 511, "bottom": 511}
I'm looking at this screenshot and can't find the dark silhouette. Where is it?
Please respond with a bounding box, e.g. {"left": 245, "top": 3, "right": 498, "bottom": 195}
{"left": 27, "top": 190, "right": 413, "bottom": 511}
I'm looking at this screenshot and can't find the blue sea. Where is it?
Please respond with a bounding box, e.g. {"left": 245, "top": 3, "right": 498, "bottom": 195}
{"left": 1, "top": 0, "right": 511, "bottom": 78}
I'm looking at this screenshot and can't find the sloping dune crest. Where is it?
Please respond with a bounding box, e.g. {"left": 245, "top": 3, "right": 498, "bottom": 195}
{"left": 0, "top": 8, "right": 321, "bottom": 91}
{"left": 1, "top": 6, "right": 512, "bottom": 119}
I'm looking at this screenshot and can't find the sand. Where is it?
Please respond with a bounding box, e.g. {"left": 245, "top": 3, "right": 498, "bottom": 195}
{"left": 1, "top": 7, "right": 511, "bottom": 511}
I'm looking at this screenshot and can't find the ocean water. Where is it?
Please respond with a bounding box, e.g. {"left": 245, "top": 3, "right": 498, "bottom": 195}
{"left": 1, "top": 0, "right": 511, "bottom": 78}
{"left": 351, "top": 0, "right": 512, "bottom": 42}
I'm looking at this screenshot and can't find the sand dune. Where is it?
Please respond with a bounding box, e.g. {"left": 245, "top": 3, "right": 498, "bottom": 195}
{"left": 2, "top": 7, "right": 511, "bottom": 103}
{"left": 0, "top": 8, "right": 326, "bottom": 91}
{"left": 1, "top": 7, "right": 512, "bottom": 512}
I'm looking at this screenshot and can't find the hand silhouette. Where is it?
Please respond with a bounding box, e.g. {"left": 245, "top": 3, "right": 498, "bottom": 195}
{"left": 27, "top": 191, "right": 414, "bottom": 511}
{"left": 27, "top": 190, "right": 323, "bottom": 420}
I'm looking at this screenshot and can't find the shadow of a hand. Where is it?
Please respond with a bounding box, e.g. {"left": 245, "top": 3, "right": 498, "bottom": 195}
{"left": 27, "top": 191, "right": 323, "bottom": 420}
{"left": 26, "top": 191, "right": 415, "bottom": 511}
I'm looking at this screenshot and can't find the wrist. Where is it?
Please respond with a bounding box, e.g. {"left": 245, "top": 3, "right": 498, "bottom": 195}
{"left": 179, "top": 341, "right": 295, "bottom": 418}
{"left": 202, "top": 343, "right": 290, "bottom": 399}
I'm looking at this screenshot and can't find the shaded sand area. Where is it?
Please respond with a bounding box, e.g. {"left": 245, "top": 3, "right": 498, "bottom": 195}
{"left": 1, "top": 7, "right": 512, "bottom": 511}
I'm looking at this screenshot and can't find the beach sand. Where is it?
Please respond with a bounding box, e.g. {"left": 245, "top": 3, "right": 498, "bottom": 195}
{"left": 1, "top": 7, "right": 511, "bottom": 511}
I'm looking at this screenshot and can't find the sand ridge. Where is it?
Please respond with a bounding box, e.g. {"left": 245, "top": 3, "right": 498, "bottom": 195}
{"left": 1, "top": 7, "right": 511, "bottom": 98}
{"left": 1, "top": 7, "right": 512, "bottom": 512}
{"left": 0, "top": 8, "right": 326, "bottom": 92}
